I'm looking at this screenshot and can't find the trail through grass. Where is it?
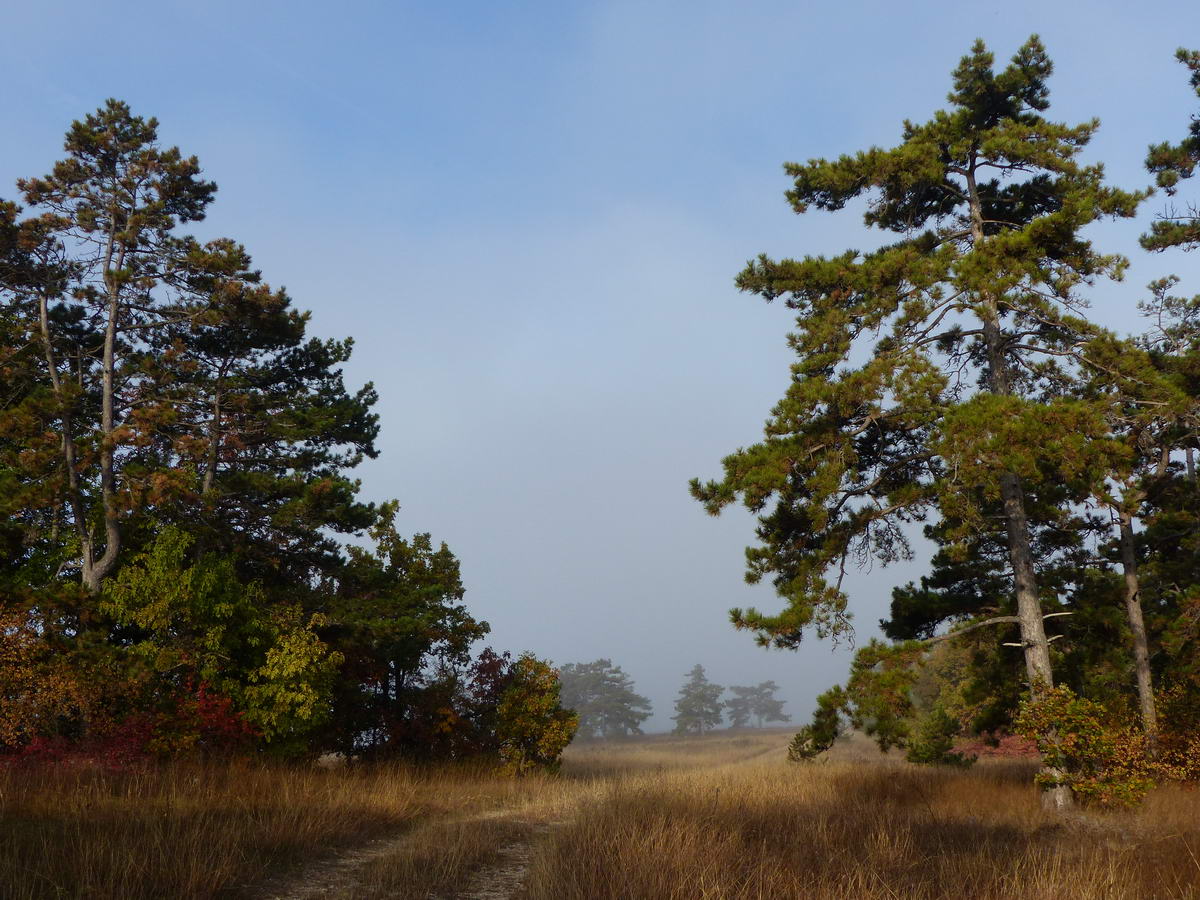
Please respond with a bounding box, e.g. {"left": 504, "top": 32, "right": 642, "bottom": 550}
{"left": 3, "top": 730, "right": 1198, "bottom": 898}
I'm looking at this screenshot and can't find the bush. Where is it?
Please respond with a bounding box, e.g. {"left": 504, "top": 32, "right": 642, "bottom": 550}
{"left": 494, "top": 655, "right": 578, "bottom": 774}
{"left": 1015, "top": 685, "right": 1156, "bottom": 806}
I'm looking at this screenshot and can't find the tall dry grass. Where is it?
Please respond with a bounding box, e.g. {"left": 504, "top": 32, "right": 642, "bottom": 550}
{"left": 524, "top": 747, "right": 1200, "bottom": 900}
{"left": 7, "top": 730, "right": 1199, "bottom": 899}
{"left": 0, "top": 758, "right": 540, "bottom": 899}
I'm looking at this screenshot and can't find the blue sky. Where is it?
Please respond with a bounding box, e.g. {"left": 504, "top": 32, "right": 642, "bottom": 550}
{"left": 4, "top": 0, "right": 1199, "bottom": 729}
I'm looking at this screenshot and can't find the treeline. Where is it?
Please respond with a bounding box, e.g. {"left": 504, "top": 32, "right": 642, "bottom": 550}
{"left": 696, "top": 40, "right": 1200, "bottom": 806}
{"left": 0, "top": 101, "right": 575, "bottom": 769}
{"left": 557, "top": 660, "right": 790, "bottom": 739}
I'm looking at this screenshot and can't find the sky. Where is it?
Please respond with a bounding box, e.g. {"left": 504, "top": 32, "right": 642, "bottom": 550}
{"left": 4, "top": 0, "right": 1199, "bottom": 730}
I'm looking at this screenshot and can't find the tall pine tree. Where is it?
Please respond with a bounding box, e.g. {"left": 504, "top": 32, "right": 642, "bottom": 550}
{"left": 692, "top": 37, "right": 1144, "bottom": 807}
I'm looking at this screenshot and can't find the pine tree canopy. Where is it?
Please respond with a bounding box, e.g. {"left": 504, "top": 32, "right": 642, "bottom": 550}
{"left": 691, "top": 36, "right": 1145, "bottom": 650}
{"left": 0, "top": 100, "right": 548, "bottom": 766}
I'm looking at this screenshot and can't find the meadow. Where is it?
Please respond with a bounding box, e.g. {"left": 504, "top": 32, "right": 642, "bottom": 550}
{"left": 2, "top": 731, "right": 1198, "bottom": 898}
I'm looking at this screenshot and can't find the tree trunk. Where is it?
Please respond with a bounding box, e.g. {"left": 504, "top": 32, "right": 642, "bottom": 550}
{"left": 84, "top": 289, "right": 122, "bottom": 593}
{"left": 84, "top": 230, "right": 129, "bottom": 593}
{"left": 998, "top": 468, "right": 1072, "bottom": 810}
{"left": 996, "top": 473, "right": 1055, "bottom": 689}
{"left": 968, "top": 161, "right": 1071, "bottom": 810}
{"left": 202, "top": 391, "right": 222, "bottom": 495}
{"left": 1118, "top": 510, "right": 1158, "bottom": 749}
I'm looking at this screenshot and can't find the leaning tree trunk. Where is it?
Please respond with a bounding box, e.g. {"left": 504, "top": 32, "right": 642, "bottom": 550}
{"left": 1118, "top": 510, "right": 1159, "bottom": 750}
{"left": 83, "top": 233, "right": 127, "bottom": 593}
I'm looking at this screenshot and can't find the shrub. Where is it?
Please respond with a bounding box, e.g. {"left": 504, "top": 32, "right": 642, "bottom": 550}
{"left": 1015, "top": 685, "right": 1156, "bottom": 806}
{"left": 494, "top": 654, "right": 578, "bottom": 774}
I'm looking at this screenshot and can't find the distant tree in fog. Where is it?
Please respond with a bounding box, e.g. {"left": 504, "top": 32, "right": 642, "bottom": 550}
{"left": 558, "top": 659, "right": 652, "bottom": 740}
{"left": 671, "top": 665, "right": 724, "bottom": 735}
{"left": 725, "top": 681, "right": 791, "bottom": 729}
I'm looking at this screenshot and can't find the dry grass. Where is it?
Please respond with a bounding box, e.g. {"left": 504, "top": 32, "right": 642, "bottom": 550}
{"left": 6, "top": 730, "right": 1199, "bottom": 899}
{"left": 525, "top": 734, "right": 1200, "bottom": 900}
{"left": 0, "top": 758, "right": 542, "bottom": 899}
{"left": 562, "top": 729, "right": 793, "bottom": 778}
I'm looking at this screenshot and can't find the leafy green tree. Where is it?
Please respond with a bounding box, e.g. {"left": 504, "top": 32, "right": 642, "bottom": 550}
{"left": 725, "top": 681, "right": 790, "bottom": 729}
{"left": 1016, "top": 685, "right": 1158, "bottom": 806}
{"left": 692, "top": 36, "right": 1144, "bottom": 807}
{"left": 671, "top": 664, "right": 724, "bottom": 735}
{"left": 105, "top": 527, "right": 343, "bottom": 753}
{"left": 558, "top": 659, "right": 652, "bottom": 740}
{"left": 433, "top": 651, "right": 578, "bottom": 773}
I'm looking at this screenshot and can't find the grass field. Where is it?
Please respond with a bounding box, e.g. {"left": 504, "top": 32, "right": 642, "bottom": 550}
{"left": 2, "top": 730, "right": 1198, "bottom": 898}
{"left": 532, "top": 732, "right": 1200, "bottom": 899}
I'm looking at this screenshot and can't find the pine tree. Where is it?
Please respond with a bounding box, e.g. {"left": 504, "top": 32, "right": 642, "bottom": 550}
{"left": 692, "top": 37, "right": 1144, "bottom": 807}
{"left": 724, "top": 686, "right": 754, "bottom": 729}
{"left": 0, "top": 100, "right": 380, "bottom": 593}
{"left": 558, "top": 659, "right": 652, "bottom": 740}
{"left": 0, "top": 101, "right": 501, "bottom": 763}
{"left": 726, "top": 681, "right": 791, "bottom": 729}
{"left": 5, "top": 101, "right": 219, "bottom": 592}
{"left": 671, "top": 664, "right": 724, "bottom": 735}
{"left": 148, "top": 255, "right": 380, "bottom": 587}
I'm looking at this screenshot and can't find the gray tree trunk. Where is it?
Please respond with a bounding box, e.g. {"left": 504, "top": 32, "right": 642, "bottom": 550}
{"left": 1118, "top": 511, "right": 1158, "bottom": 748}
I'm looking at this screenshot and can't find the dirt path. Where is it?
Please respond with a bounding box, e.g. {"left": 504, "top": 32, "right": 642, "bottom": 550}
{"left": 257, "top": 807, "right": 567, "bottom": 900}
{"left": 258, "top": 734, "right": 788, "bottom": 899}
{"left": 436, "top": 821, "right": 559, "bottom": 900}
{"left": 256, "top": 808, "right": 518, "bottom": 900}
